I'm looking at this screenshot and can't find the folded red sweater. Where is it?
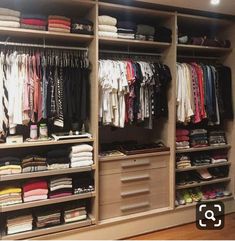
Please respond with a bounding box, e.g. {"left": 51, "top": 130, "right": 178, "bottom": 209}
{"left": 176, "top": 129, "right": 189, "bottom": 137}
{"left": 176, "top": 136, "right": 190, "bottom": 142}
{"left": 48, "top": 19, "right": 71, "bottom": 27}
{"left": 21, "top": 19, "right": 47, "bottom": 26}
{"left": 23, "top": 180, "right": 48, "bottom": 193}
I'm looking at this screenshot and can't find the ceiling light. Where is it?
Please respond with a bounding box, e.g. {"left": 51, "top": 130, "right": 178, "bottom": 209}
{"left": 210, "top": 0, "right": 220, "bottom": 5}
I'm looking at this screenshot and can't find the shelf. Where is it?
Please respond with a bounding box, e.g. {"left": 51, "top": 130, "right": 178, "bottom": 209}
{"left": 0, "top": 27, "right": 94, "bottom": 45}
{"left": 99, "top": 37, "right": 171, "bottom": 50}
{"left": 176, "top": 144, "right": 231, "bottom": 154}
{"left": 2, "top": 215, "right": 94, "bottom": 240}
{"left": 177, "top": 44, "right": 232, "bottom": 54}
{"left": 176, "top": 177, "right": 231, "bottom": 190}
{"left": 176, "top": 162, "right": 231, "bottom": 173}
{"left": 0, "top": 165, "right": 95, "bottom": 182}
{"left": 0, "top": 192, "right": 96, "bottom": 213}
{"left": 175, "top": 196, "right": 234, "bottom": 210}
{"left": 0, "top": 137, "right": 94, "bottom": 150}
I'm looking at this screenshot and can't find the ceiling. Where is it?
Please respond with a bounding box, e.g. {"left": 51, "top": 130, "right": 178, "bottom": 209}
{"left": 135, "top": 0, "right": 235, "bottom": 16}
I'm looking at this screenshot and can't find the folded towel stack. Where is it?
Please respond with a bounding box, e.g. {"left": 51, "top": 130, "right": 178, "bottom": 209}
{"left": 6, "top": 214, "right": 33, "bottom": 235}
{"left": 209, "top": 131, "right": 227, "bottom": 146}
{"left": 20, "top": 14, "right": 47, "bottom": 31}
{"left": 136, "top": 24, "right": 155, "bottom": 41}
{"left": 155, "top": 26, "right": 172, "bottom": 43}
{"left": 176, "top": 129, "right": 190, "bottom": 150}
{"left": 73, "top": 172, "right": 94, "bottom": 194}
{"left": 192, "top": 154, "right": 211, "bottom": 166}
{"left": 190, "top": 129, "right": 208, "bottom": 148}
{"left": 71, "top": 18, "right": 93, "bottom": 35}
{"left": 70, "top": 144, "right": 93, "bottom": 168}
{"left": 47, "top": 149, "right": 70, "bottom": 170}
{"left": 23, "top": 180, "right": 48, "bottom": 203}
{"left": 98, "top": 15, "right": 118, "bottom": 38}
{"left": 34, "top": 209, "right": 61, "bottom": 228}
{"left": 211, "top": 150, "right": 228, "bottom": 164}
{"left": 176, "top": 155, "right": 191, "bottom": 169}
{"left": 0, "top": 187, "right": 22, "bottom": 206}
{"left": 64, "top": 206, "right": 87, "bottom": 223}
{"left": 49, "top": 177, "right": 72, "bottom": 199}
{"left": 22, "top": 156, "right": 47, "bottom": 173}
{"left": 0, "top": 7, "right": 20, "bottom": 28}
{"left": 117, "top": 21, "right": 136, "bottom": 39}
{"left": 48, "top": 15, "right": 71, "bottom": 33}
{"left": 0, "top": 157, "right": 21, "bottom": 175}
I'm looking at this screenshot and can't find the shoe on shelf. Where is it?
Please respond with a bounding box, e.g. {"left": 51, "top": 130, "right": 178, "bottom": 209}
{"left": 182, "top": 190, "right": 193, "bottom": 204}
{"left": 176, "top": 191, "right": 186, "bottom": 205}
{"left": 191, "top": 188, "right": 203, "bottom": 202}
{"left": 195, "top": 169, "right": 213, "bottom": 181}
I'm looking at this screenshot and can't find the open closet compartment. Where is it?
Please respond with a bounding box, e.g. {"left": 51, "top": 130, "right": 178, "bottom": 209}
{"left": 175, "top": 13, "right": 234, "bottom": 209}
{"left": 98, "top": 1, "right": 177, "bottom": 221}
{"left": 0, "top": 0, "right": 99, "bottom": 239}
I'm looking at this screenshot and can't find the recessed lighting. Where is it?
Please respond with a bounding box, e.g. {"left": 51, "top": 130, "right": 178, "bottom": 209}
{"left": 211, "top": 0, "right": 220, "bottom": 5}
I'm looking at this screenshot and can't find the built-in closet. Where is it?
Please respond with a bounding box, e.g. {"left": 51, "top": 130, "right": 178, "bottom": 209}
{"left": 0, "top": 0, "right": 234, "bottom": 240}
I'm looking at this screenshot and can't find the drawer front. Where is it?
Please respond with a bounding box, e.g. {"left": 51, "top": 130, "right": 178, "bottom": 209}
{"left": 100, "top": 155, "right": 169, "bottom": 175}
{"left": 99, "top": 193, "right": 169, "bottom": 220}
{"left": 100, "top": 168, "right": 169, "bottom": 205}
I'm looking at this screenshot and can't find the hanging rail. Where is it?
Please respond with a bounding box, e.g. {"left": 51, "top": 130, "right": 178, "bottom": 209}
{"left": 99, "top": 49, "right": 163, "bottom": 57}
{"left": 177, "top": 55, "right": 221, "bottom": 60}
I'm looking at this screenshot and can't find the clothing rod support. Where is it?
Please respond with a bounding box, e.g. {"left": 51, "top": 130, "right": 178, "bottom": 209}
{"left": 0, "top": 41, "right": 88, "bottom": 51}
{"left": 99, "top": 49, "right": 162, "bottom": 57}
{"left": 177, "top": 55, "right": 221, "bottom": 60}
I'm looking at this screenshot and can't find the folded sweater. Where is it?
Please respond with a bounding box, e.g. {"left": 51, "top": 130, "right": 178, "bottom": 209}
{"left": 0, "top": 8, "right": 20, "bottom": 17}
{"left": 48, "top": 27, "right": 70, "bottom": 33}
{"left": 48, "top": 15, "right": 71, "bottom": 22}
{"left": 0, "top": 15, "right": 19, "bottom": 22}
{"left": 48, "top": 19, "right": 70, "bottom": 26}
{"left": 23, "top": 180, "right": 48, "bottom": 193}
{"left": 98, "top": 25, "right": 117, "bottom": 33}
{"left": 70, "top": 152, "right": 93, "bottom": 158}
{"left": 136, "top": 24, "right": 155, "bottom": 36}
{"left": 0, "top": 20, "right": 20, "bottom": 28}
{"left": 48, "top": 23, "right": 70, "bottom": 30}
{"left": 71, "top": 160, "right": 93, "bottom": 167}
{"left": 21, "top": 19, "right": 47, "bottom": 26}
{"left": 98, "top": 15, "right": 117, "bottom": 26}
{"left": 71, "top": 144, "right": 93, "bottom": 153}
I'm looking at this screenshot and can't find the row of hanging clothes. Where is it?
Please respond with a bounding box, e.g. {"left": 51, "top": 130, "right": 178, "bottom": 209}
{"left": 176, "top": 62, "right": 233, "bottom": 125}
{"left": 98, "top": 55, "right": 172, "bottom": 129}
{"left": 0, "top": 45, "right": 90, "bottom": 137}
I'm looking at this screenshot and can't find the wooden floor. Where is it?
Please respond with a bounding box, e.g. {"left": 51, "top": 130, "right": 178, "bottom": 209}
{"left": 129, "top": 213, "right": 235, "bottom": 240}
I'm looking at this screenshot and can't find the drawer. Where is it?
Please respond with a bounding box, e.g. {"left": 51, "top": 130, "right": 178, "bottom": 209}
{"left": 100, "top": 168, "right": 169, "bottom": 205}
{"left": 100, "top": 154, "right": 169, "bottom": 175}
{"left": 99, "top": 193, "right": 169, "bottom": 220}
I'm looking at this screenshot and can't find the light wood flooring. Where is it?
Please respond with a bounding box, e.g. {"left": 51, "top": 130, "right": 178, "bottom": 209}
{"left": 129, "top": 213, "right": 235, "bottom": 240}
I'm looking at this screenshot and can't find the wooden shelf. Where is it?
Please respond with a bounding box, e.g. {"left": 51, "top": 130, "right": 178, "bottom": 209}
{"left": 177, "top": 44, "right": 232, "bottom": 54}
{"left": 0, "top": 192, "right": 96, "bottom": 213}
{"left": 0, "top": 137, "right": 94, "bottom": 150}
{"left": 175, "top": 196, "right": 234, "bottom": 210}
{"left": 0, "top": 27, "right": 94, "bottom": 45}
{"left": 176, "top": 177, "right": 231, "bottom": 190}
{"left": 0, "top": 165, "right": 95, "bottom": 182}
{"left": 99, "top": 37, "right": 171, "bottom": 50}
{"left": 2, "top": 215, "right": 94, "bottom": 240}
{"left": 176, "top": 144, "right": 231, "bottom": 154}
{"left": 176, "top": 162, "right": 231, "bottom": 173}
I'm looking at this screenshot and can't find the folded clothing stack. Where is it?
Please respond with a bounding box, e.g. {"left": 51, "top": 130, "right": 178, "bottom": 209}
{"left": 73, "top": 172, "right": 94, "bottom": 194}
{"left": 20, "top": 14, "right": 47, "bottom": 31}
{"left": 190, "top": 129, "right": 208, "bottom": 148}
{"left": 23, "top": 180, "right": 48, "bottom": 203}
{"left": 71, "top": 19, "right": 93, "bottom": 35}
{"left": 48, "top": 15, "right": 71, "bottom": 33}
{"left": 49, "top": 177, "right": 72, "bottom": 199}
{"left": 0, "top": 187, "right": 22, "bottom": 206}
{"left": 211, "top": 150, "right": 228, "bottom": 164}
{"left": 0, "top": 157, "right": 21, "bottom": 175}
{"left": 47, "top": 149, "right": 70, "bottom": 170}
{"left": 191, "top": 154, "right": 211, "bottom": 166}
{"left": 70, "top": 144, "right": 93, "bottom": 168}
{"left": 209, "top": 131, "right": 227, "bottom": 146}
{"left": 34, "top": 209, "right": 61, "bottom": 228}
{"left": 155, "top": 26, "right": 172, "bottom": 43}
{"left": 64, "top": 205, "right": 87, "bottom": 223}
{"left": 6, "top": 213, "right": 33, "bottom": 235}
{"left": 117, "top": 21, "right": 136, "bottom": 39}
{"left": 22, "top": 156, "right": 47, "bottom": 173}
{"left": 0, "top": 7, "right": 20, "bottom": 28}
{"left": 136, "top": 24, "right": 155, "bottom": 41}
{"left": 98, "top": 15, "right": 118, "bottom": 38}
{"left": 176, "top": 129, "right": 190, "bottom": 150}
{"left": 176, "top": 155, "right": 191, "bottom": 169}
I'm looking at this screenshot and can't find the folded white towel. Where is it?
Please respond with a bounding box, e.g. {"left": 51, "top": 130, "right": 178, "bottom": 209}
{"left": 7, "top": 224, "right": 32, "bottom": 235}
{"left": 98, "top": 15, "right": 117, "bottom": 26}
{"left": 71, "top": 157, "right": 93, "bottom": 162}
{"left": 50, "top": 184, "right": 73, "bottom": 191}
{"left": 0, "top": 8, "right": 20, "bottom": 17}
{"left": 71, "top": 144, "right": 93, "bottom": 153}
{"left": 98, "top": 31, "right": 118, "bottom": 38}
{"left": 70, "top": 152, "right": 92, "bottom": 158}
{"left": 71, "top": 160, "right": 93, "bottom": 168}
{"left": 0, "top": 15, "right": 19, "bottom": 22}
{"left": 0, "top": 20, "right": 20, "bottom": 28}
{"left": 65, "top": 215, "right": 87, "bottom": 223}
{"left": 98, "top": 24, "right": 117, "bottom": 33}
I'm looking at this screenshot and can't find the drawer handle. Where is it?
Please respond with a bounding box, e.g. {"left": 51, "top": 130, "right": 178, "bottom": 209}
{"left": 121, "top": 202, "right": 150, "bottom": 212}
{"left": 122, "top": 160, "right": 150, "bottom": 168}
{"left": 121, "top": 174, "right": 150, "bottom": 183}
{"left": 121, "top": 188, "right": 150, "bottom": 197}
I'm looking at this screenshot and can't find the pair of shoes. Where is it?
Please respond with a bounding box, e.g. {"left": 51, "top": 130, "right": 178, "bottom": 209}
{"left": 208, "top": 166, "right": 229, "bottom": 178}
